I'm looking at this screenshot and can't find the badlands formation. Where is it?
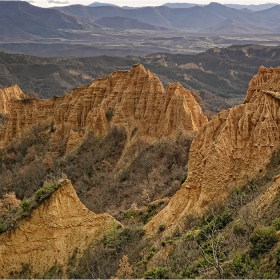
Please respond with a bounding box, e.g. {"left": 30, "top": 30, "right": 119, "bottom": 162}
{"left": 146, "top": 66, "right": 280, "bottom": 235}
{"left": 0, "top": 64, "right": 207, "bottom": 276}
{"left": 0, "top": 64, "right": 207, "bottom": 150}
{"left": 0, "top": 85, "right": 24, "bottom": 115}
{"left": 1, "top": 64, "right": 280, "bottom": 276}
{"left": 0, "top": 179, "right": 120, "bottom": 278}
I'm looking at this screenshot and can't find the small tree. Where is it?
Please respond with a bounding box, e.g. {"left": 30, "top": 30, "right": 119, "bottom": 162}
{"left": 249, "top": 226, "right": 279, "bottom": 257}
{"left": 115, "top": 254, "right": 133, "bottom": 279}
{"left": 196, "top": 214, "right": 231, "bottom": 279}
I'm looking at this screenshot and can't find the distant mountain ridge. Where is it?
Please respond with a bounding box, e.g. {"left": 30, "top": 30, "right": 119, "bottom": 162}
{"left": 55, "top": 2, "right": 280, "bottom": 32}
{"left": 0, "top": 1, "right": 103, "bottom": 41}
{"left": 89, "top": 2, "right": 279, "bottom": 12}
{"left": 163, "top": 2, "right": 279, "bottom": 11}
{"left": 95, "top": 16, "right": 169, "bottom": 30}
{"left": 1, "top": 1, "right": 280, "bottom": 58}
{"left": 1, "top": 1, "right": 279, "bottom": 36}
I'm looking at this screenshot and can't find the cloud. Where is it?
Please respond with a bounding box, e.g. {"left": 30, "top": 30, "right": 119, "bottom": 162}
{"left": 47, "top": 0, "right": 69, "bottom": 4}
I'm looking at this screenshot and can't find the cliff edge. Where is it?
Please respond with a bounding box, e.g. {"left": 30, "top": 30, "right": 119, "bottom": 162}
{"left": 0, "top": 85, "right": 24, "bottom": 115}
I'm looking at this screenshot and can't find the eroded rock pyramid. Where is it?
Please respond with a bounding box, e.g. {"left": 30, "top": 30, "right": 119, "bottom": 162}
{"left": 145, "top": 66, "right": 280, "bottom": 235}
{"left": 0, "top": 64, "right": 207, "bottom": 150}
{"left": 0, "top": 179, "right": 120, "bottom": 278}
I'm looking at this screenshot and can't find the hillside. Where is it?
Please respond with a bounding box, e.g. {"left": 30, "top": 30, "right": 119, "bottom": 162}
{"left": 95, "top": 16, "right": 168, "bottom": 30}
{"left": 0, "top": 1, "right": 101, "bottom": 41}
{"left": 56, "top": 2, "right": 280, "bottom": 31}
{"left": 146, "top": 65, "right": 280, "bottom": 235}
{"left": 199, "top": 18, "right": 271, "bottom": 34}
{"left": 1, "top": 2, "right": 280, "bottom": 57}
{"left": 0, "top": 65, "right": 206, "bottom": 215}
{"left": 1, "top": 65, "right": 280, "bottom": 278}
{"left": 1, "top": 44, "right": 280, "bottom": 113}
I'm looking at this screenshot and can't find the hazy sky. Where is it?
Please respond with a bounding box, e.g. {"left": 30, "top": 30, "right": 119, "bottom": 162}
{"left": 14, "top": 0, "right": 280, "bottom": 8}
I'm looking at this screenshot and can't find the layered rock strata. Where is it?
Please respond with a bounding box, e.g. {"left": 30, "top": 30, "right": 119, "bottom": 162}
{"left": 146, "top": 66, "right": 280, "bottom": 235}
{"left": 0, "top": 64, "right": 207, "bottom": 150}
{"left": 0, "top": 179, "right": 120, "bottom": 278}
{"left": 0, "top": 85, "right": 25, "bottom": 115}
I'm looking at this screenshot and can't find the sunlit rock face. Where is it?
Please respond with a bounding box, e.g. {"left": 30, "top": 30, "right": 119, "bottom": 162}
{"left": 0, "top": 179, "right": 120, "bottom": 278}
{"left": 0, "top": 64, "right": 207, "bottom": 151}
{"left": 146, "top": 66, "right": 280, "bottom": 236}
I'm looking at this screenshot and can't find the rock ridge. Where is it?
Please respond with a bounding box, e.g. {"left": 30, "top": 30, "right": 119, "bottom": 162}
{"left": 0, "top": 64, "right": 207, "bottom": 150}
{"left": 0, "top": 84, "right": 25, "bottom": 115}
{"left": 145, "top": 66, "right": 280, "bottom": 235}
{"left": 0, "top": 179, "right": 120, "bottom": 278}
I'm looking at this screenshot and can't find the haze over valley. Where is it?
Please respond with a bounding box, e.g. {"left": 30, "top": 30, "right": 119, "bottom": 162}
{"left": 0, "top": 1, "right": 280, "bottom": 56}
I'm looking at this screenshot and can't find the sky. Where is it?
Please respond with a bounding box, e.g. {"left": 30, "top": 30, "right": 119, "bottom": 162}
{"left": 2, "top": 0, "right": 280, "bottom": 8}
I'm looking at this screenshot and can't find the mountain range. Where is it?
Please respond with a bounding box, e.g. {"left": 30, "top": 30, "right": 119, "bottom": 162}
{"left": 0, "top": 1, "right": 280, "bottom": 57}
{"left": 55, "top": 2, "right": 280, "bottom": 31}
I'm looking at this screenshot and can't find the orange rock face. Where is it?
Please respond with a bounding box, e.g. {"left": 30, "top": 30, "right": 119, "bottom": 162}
{"left": 0, "top": 85, "right": 25, "bottom": 115}
{"left": 145, "top": 66, "right": 280, "bottom": 235}
{"left": 0, "top": 179, "right": 120, "bottom": 278}
{"left": 0, "top": 64, "right": 207, "bottom": 150}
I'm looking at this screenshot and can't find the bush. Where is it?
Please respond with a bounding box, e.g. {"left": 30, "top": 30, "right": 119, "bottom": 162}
{"left": 231, "top": 253, "right": 255, "bottom": 277}
{"left": 198, "top": 212, "right": 232, "bottom": 241}
{"left": 272, "top": 218, "right": 280, "bottom": 230}
{"left": 105, "top": 109, "right": 115, "bottom": 122}
{"left": 0, "top": 219, "right": 4, "bottom": 232}
{"left": 180, "top": 258, "right": 207, "bottom": 278}
{"left": 158, "top": 224, "right": 166, "bottom": 232}
{"left": 144, "top": 267, "right": 169, "bottom": 279}
{"left": 21, "top": 200, "right": 31, "bottom": 213}
{"left": 35, "top": 183, "right": 58, "bottom": 203}
{"left": 275, "top": 247, "right": 280, "bottom": 266}
{"left": 249, "top": 226, "right": 279, "bottom": 257}
{"left": 232, "top": 224, "right": 246, "bottom": 235}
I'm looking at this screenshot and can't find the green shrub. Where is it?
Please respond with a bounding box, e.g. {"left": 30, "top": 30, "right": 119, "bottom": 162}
{"left": 0, "top": 219, "right": 4, "bottom": 233}
{"left": 180, "top": 174, "right": 187, "bottom": 184}
{"left": 21, "top": 200, "right": 31, "bottom": 213}
{"left": 198, "top": 212, "right": 232, "bottom": 241}
{"left": 275, "top": 247, "right": 280, "bottom": 266}
{"left": 35, "top": 183, "right": 58, "bottom": 203}
{"left": 231, "top": 253, "right": 255, "bottom": 277}
{"left": 249, "top": 226, "right": 279, "bottom": 257}
{"left": 232, "top": 224, "right": 246, "bottom": 235}
{"left": 272, "top": 218, "right": 280, "bottom": 230}
{"left": 43, "top": 263, "right": 63, "bottom": 279}
{"left": 144, "top": 267, "right": 169, "bottom": 279}
{"left": 180, "top": 258, "right": 207, "bottom": 278}
{"left": 158, "top": 224, "right": 166, "bottom": 232}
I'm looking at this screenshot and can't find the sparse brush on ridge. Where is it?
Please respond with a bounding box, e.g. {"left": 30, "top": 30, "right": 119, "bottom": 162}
{"left": 0, "top": 178, "right": 61, "bottom": 233}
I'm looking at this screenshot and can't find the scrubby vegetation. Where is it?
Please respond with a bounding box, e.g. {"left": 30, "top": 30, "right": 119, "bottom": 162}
{"left": 0, "top": 119, "right": 191, "bottom": 220}
{"left": 0, "top": 179, "right": 59, "bottom": 233}
{"left": 61, "top": 147, "right": 280, "bottom": 279}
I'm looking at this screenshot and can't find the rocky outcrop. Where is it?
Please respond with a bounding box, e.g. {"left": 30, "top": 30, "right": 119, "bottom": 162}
{"left": 0, "top": 85, "right": 25, "bottom": 115}
{"left": 0, "top": 179, "right": 120, "bottom": 278}
{"left": 145, "top": 66, "right": 280, "bottom": 235}
{"left": 0, "top": 64, "right": 207, "bottom": 150}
